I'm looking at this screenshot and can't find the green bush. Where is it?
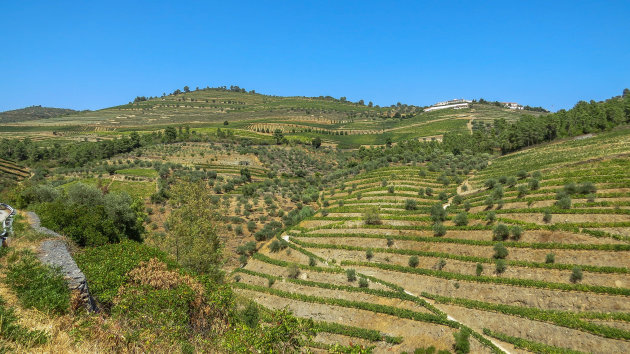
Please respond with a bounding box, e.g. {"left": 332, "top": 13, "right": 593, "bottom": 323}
{"left": 495, "top": 259, "right": 507, "bottom": 274}
{"left": 287, "top": 264, "right": 300, "bottom": 279}
{"left": 528, "top": 178, "right": 540, "bottom": 190}
{"left": 241, "top": 302, "right": 260, "bottom": 328}
{"left": 452, "top": 195, "right": 463, "bottom": 206}
{"left": 363, "top": 207, "right": 382, "bottom": 225}
{"left": 366, "top": 249, "right": 374, "bottom": 260}
{"left": 464, "top": 201, "right": 471, "bottom": 211}
{"left": 386, "top": 237, "right": 394, "bottom": 247}
{"left": 556, "top": 196, "right": 572, "bottom": 209}
{"left": 570, "top": 267, "right": 583, "bottom": 283}
{"left": 543, "top": 210, "right": 552, "bottom": 223}
{"left": 516, "top": 170, "right": 528, "bottom": 179}
{"left": 430, "top": 203, "right": 447, "bottom": 222}
{"left": 425, "top": 187, "right": 433, "bottom": 196}
{"left": 484, "top": 197, "right": 494, "bottom": 209}
{"left": 388, "top": 186, "right": 395, "bottom": 194}
{"left": 493, "top": 243, "right": 508, "bottom": 259}
{"left": 433, "top": 222, "right": 446, "bottom": 237}
{"left": 545, "top": 253, "right": 555, "bottom": 264}
{"left": 579, "top": 182, "right": 597, "bottom": 194}
{"left": 492, "top": 224, "right": 509, "bottom": 241}
{"left": 358, "top": 278, "right": 369, "bottom": 288}
{"left": 517, "top": 185, "right": 528, "bottom": 198}
{"left": 435, "top": 258, "right": 446, "bottom": 270}
{"left": 5, "top": 252, "right": 69, "bottom": 315}
{"left": 405, "top": 199, "right": 418, "bottom": 210}
{"left": 510, "top": 226, "right": 523, "bottom": 240}
{"left": 453, "top": 328, "right": 470, "bottom": 353}
{"left": 453, "top": 212, "right": 468, "bottom": 226}
{"left": 309, "top": 257, "right": 317, "bottom": 267}
{"left": 346, "top": 269, "right": 356, "bottom": 282}
{"left": 475, "top": 263, "right": 483, "bottom": 276}
{"left": 409, "top": 256, "right": 419, "bottom": 268}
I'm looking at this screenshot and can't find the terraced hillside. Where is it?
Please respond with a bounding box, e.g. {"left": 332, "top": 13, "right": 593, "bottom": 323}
{"left": 1, "top": 88, "right": 542, "bottom": 148}
{"left": 234, "top": 127, "right": 630, "bottom": 353}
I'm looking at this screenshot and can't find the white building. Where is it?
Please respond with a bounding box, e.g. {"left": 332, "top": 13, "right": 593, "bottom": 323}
{"left": 503, "top": 102, "right": 524, "bottom": 110}
{"left": 424, "top": 99, "right": 472, "bottom": 112}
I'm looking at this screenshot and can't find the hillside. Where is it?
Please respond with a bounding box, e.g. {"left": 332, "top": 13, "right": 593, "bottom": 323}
{"left": 0, "top": 89, "right": 628, "bottom": 353}
{"left": 1, "top": 87, "right": 544, "bottom": 148}
{"left": 0, "top": 105, "right": 77, "bottom": 123}
{"left": 238, "top": 126, "right": 630, "bottom": 352}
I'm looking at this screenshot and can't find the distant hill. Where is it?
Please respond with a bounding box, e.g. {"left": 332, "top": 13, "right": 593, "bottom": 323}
{"left": 0, "top": 105, "right": 78, "bottom": 123}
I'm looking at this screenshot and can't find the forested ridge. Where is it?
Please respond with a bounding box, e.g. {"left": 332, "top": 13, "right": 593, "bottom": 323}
{"left": 443, "top": 89, "right": 630, "bottom": 153}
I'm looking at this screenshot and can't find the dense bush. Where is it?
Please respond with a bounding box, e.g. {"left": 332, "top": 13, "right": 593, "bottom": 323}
{"left": 363, "top": 207, "right": 382, "bottom": 225}
{"left": 33, "top": 183, "right": 145, "bottom": 246}
{"left": 495, "top": 259, "right": 507, "bottom": 274}
{"left": 405, "top": 199, "right": 418, "bottom": 210}
{"left": 409, "top": 256, "right": 419, "bottom": 268}
{"left": 570, "top": 267, "right": 583, "bottom": 283}
{"left": 545, "top": 253, "right": 555, "bottom": 264}
{"left": 346, "top": 269, "right": 357, "bottom": 282}
{"left": 453, "top": 212, "right": 468, "bottom": 226}
{"left": 493, "top": 243, "right": 508, "bottom": 259}
{"left": 475, "top": 263, "right": 483, "bottom": 276}
{"left": 433, "top": 223, "right": 446, "bottom": 237}
{"left": 358, "top": 278, "right": 369, "bottom": 288}
{"left": 492, "top": 224, "right": 509, "bottom": 241}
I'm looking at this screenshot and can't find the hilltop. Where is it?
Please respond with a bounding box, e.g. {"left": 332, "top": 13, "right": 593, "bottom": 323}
{"left": 0, "top": 105, "right": 78, "bottom": 123}
{"left": 1, "top": 86, "right": 546, "bottom": 148}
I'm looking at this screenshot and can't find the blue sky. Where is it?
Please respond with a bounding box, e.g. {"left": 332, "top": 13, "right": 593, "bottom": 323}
{"left": 1, "top": 1, "right": 629, "bottom": 112}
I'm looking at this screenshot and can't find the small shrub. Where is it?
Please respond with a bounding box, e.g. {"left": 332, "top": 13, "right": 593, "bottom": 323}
{"left": 506, "top": 176, "right": 517, "bottom": 188}
{"left": 438, "top": 191, "right": 448, "bottom": 202}
{"left": 510, "top": 226, "right": 523, "bottom": 240}
{"left": 433, "top": 222, "right": 446, "bottom": 237}
{"left": 495, "top": 259, "right": 507, "bottom": 274}
{"left": 484, "top": 197, "right": 494, "bottom": 209}
{"left": 493, "top": 243, "right": 508, "bottom": 259}
{"left": 563, "top": 183, "right": 577, "bottom": 195}
{"left": 517, "top": 170, "right": 528, "bottom": 179}
{"left": 425, "top": 187, "right": 433, "bottom": 196}
{"left": 452, "top": 195, "right": 463, "bottom": 206}
{"left": 308, "top": 257, "right": 316, "bottom": 267}
{"left": 409, "top": 256, "right": 419, "bottom": 268}
{"left": 543, "top": 210, "right": 552, "bottom": 223}
{"left": 579, "top": 182, "right": 597, "bottom": 195}
{"left": 517, "top": 185, "right": 528, "bottom": 198}
{"left": 417, "top": 188, "right": 425, "bottom": 196}
{"left": 545, "top": 253, "right": 555, "bottom": 264}
{"left": 492, "top": 224, "right": 509, "bottom": 241}
{"left": 484, "top": 179, "right": 497, "bottom": 189}
{"left": 346, "top": 269, "right": 356, "bottom": 282}
{"left": 528, "top": 178, "right": 540, "bottom": 190}
{"left": 453, "top": 328, "right": 470, "bottom": 353}
{"left": 453, "top": 212, "right": 468, "bottom": 226}
{"left": 363, "top": 207, "right": 382, "bottom": 225}
{"left": 268, "top": 278, "right": 276, "bottom": 287}
{"left": 475, "top": 263, "right": 483, "bottom": 276}
{"left": 358, "top": 278, "right": 369, "bottom": 288}
{"left": 463, "top": 201, "right": 471, "bottom": 211}
{"left": 556, "top": 196, "right": 571, "bottom": 209}
{"left": 570, "top": 267, "right": 583, "bottom": 283}
{"left": 405, "top": 199, "right": 418, "bottom": 210}
{"left": 435, "top": 258, "right": 446, "bottom": 270}
{"left": 287, "top": 264, "right": 300, "bottom": 279}
{"left": 366, "top": 249, "right": 374, "bottom": 260}
{"left": 386, "top": 237, "right": 394, "bottom": 247}
{"left": 532, "top": 171, "right": 542, "bottom": 179}
{"left": 388, "top": 186, "right": 395, "bottom": 194}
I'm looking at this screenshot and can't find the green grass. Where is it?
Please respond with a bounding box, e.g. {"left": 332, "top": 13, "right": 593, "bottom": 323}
{"left": 5, "top": 251, "right": 70, "bottom": 315}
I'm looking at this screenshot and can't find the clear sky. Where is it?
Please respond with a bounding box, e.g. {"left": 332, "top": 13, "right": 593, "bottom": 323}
{"left": 1, "top": 1, "right": 629, "bottom": 112}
